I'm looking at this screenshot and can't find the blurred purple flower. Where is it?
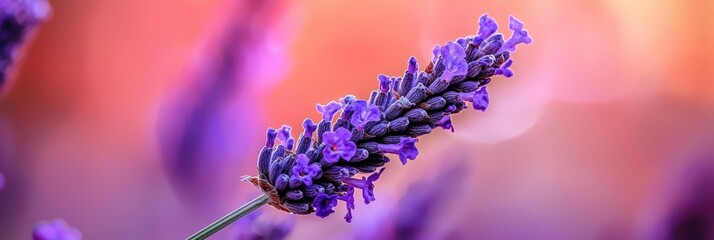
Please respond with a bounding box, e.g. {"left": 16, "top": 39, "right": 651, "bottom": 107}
{"left": 394, "top": 161, "right": 467, "bottom": 239}
{"left": 244, "top": 14, "right": 531, "bottom": 223}
{"left": 156, "top": 0, "right": 297, "bottom": 202}
{"left": 0, "top": 171, "right": 4, "bottom": 190}
{"left": 0, "top": 0, "right": 50, "bottom": 92}
{"left": 234, "top": 209, "right": 295, "bottom": 240}
{"left": 32, "top": 219, "right": 81, "bottom": 240}
{"left": 642, "top": 151, "right": 714, "bottom": 240}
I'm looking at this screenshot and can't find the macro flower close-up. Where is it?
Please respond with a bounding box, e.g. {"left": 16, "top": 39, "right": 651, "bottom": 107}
{"left": 0, "top": 1, "right": 712, "bottom": 239}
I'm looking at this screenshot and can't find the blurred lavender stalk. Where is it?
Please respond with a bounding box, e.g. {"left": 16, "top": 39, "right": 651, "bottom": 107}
{"left": 156, "top": 0, "right": 295, "bottom": 201}
{"left": 352, "top": 158, "right": 468, "bottom": 240}
{"left": 0, "top": 0, "right": 49, "bottom": 92}
{"left": 394, "top": 160, "right": 466, "bottom": 240}
{"left": 232, "top": 209, "right": 295, "bottom": 240}
{"left": 32, "top": 219, "right": 81, "bottom": 240}
{"left": 641, "top": 150, "right": 714, "bottom": 240}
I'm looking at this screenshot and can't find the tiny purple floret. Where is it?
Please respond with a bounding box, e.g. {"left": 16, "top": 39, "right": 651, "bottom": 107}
{"left": 458, "top": 87, "right": 490, "bottom": 111}
{"left": 303, "top": 118, "right": 317, "bottom": 136}
{"left": 437, "top": 115, "right": 455, "bottom": 132}
{"left": 291, "top": 154, "right": 321, "bottom": 186}
{"left": 317, "top": 101, "right": 342, "bottom": 122}
{"left": 500, "top": 16, "right": 532, "bottom": 53}
{"left": 313, "top": 193, "right": 338, "bottom": 218}
{"left": 495, "top": 59, "right": 514, "bottom": 78}
{"left": 349, "top": 100, "right": 381, "bottom": 130}
{"left": 473, "top": 14, "right": 498, "bottom": 45}
{"left": 322, "top": 128, "right": 357, "bottom": 163}
{"left": 338, "top": 186, "right": 356, "bottom": 222}
{"left": 342, "top": 168, "right": 385, "bottom": 204}
{"left": 439, "top": 42, "right": 468, "bottom": 82}
{"left": 377, "top": 138, "right": 419, "bottom": 165}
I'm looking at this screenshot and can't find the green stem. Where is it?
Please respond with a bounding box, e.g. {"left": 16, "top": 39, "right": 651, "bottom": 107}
{"left": 187, "top": 194, "right": 269, "bottom": 240}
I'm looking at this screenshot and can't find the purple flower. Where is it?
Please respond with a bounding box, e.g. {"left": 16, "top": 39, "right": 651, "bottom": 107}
{"left": 349, "top": 100, "right": 381, "bottom": 130}
{"left": 246, "top": 15, "right": 531, "bottom": 224}
{"left": 0, "top": 171, "right": 4, "bottom": 190}
{"left": 378, "top": 74, "right": 391, "bottom": 93}
{"left": 437, "top": 115, "right": 455, "bottom": 132}
{"left": 457, "top": 87, "right": 490, "bottom": 111}
{"left": 500, "top": 16, "right": 532, "bottom": 53}
{"left": 495, "top": 59, "right": 514, "bottom": 78}
{"left": 317, "top": 101, "right": 342, "bottom": 122}
{"left": 342, "top": 168, "right": 385, "bottom": 204}
{"left": 33, "top": 219, "right": 81, "bottom": 240}
{"left": 0, "top": 0, "right": 50, "bottom": 92}
{"left": 395, "top": 159, "right": 468, "bottom": 239}
{"left": 377, "top": 138, "right": 419, "bottom": 165}
{"left": 322, "top": 128, "right": 357, "bottom": 163}
{"left": 473, "top": 14, "right": 498, "bottom": 45}
{"left": 439, "top": 42, "right": 468, "bottom": 82}
{"left": 313, "top": 193, "right": 338, "bottom": 218}
{"left": 291, "top": 154, "right": 321, "bottom": 186}
{"left": 234, "top": 209, "right": 295, "bottom": 240}
{"left": 338, "top": 186, "right": 356, "bottom": 222}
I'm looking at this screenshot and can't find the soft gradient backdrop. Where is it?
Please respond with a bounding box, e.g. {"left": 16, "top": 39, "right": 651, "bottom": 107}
{"left": 1, "top": 0, "right": 713, "bottom": 239}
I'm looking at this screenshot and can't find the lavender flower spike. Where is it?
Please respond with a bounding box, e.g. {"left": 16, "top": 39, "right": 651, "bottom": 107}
{"left": 235, "top": 15, "right": 531, "bottom": 228}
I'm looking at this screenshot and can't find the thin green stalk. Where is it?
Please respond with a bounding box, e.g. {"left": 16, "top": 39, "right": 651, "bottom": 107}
{"left": 187, "top": 194, "right": 269, "bottom": 240}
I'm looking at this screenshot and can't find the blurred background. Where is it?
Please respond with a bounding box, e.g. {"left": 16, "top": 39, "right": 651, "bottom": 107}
{"left": 1, "top": 0, "right": 713, "bottom": 239}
